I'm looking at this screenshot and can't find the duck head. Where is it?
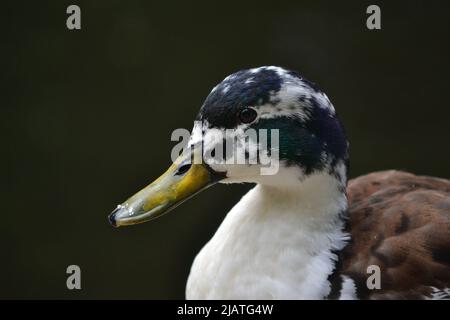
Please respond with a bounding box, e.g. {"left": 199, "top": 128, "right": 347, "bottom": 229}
{"left": 109, "top": 66, "right": 349, "bottom": 227}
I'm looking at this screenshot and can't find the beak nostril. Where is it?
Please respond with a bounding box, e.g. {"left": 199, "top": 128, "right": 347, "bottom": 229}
{"left": 175, "top": 163, "right": 192, "bottom": 176}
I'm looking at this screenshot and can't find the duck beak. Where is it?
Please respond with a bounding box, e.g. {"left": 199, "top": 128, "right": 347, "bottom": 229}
{"left": 109, "top": 145, "right": 223, "bottom": 227}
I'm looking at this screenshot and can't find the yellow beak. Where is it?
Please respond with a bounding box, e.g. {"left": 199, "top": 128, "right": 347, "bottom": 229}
{"left": 109, "top": 145, "right": 223, "bottom": 227}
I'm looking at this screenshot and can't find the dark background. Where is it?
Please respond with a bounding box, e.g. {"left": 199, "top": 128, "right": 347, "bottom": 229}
{"left": 1, "top": 0, "right": 449, "bottom": 298}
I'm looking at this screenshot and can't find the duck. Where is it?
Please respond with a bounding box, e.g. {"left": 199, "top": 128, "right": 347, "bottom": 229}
{"left": 108, "top": 66, "right": 450, "bottom": 299}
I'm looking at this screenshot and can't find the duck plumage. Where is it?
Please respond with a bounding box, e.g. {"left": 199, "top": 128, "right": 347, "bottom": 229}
{"left": 110, "top": 66, "right": 450, "bottom": 299}
{"left": 330, "top": 170, "right": 450, "bottom": 299}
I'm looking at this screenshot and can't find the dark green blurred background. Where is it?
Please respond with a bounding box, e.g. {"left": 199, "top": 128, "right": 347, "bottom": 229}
{"left": 1, "top": 0, "right": 449, "bottom": 298}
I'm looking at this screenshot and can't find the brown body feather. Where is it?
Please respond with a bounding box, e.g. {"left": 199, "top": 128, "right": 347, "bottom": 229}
{"left": 339, "top": 170, "right": 450, "bottom": 299}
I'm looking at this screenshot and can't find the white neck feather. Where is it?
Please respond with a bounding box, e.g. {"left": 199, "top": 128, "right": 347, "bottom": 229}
{"left": 186, "top": 170, "right": 349, "bottom": 299}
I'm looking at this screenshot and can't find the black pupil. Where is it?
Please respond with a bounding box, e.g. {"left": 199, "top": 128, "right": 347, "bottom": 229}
{"left": 239, "top": 108, "right": 257, "bottom": 123}
{"left": 175, "top": 163, "right": 191, "bottom": 176}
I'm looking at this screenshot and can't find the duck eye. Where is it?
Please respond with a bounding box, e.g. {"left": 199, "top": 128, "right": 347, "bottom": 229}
{"left": 239, "top": 108, "right": 257, "bottom": 124}
{"left": 175, "top": 163, "right": 192, "bottom": 176}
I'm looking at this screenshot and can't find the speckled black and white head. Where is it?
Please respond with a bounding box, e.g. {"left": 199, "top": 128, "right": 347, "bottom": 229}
{"left": 110, "top": 66, "right": 350, "bottom": 227}
{"left": 190, "top": 66, "right": 349, "bottom": 188}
